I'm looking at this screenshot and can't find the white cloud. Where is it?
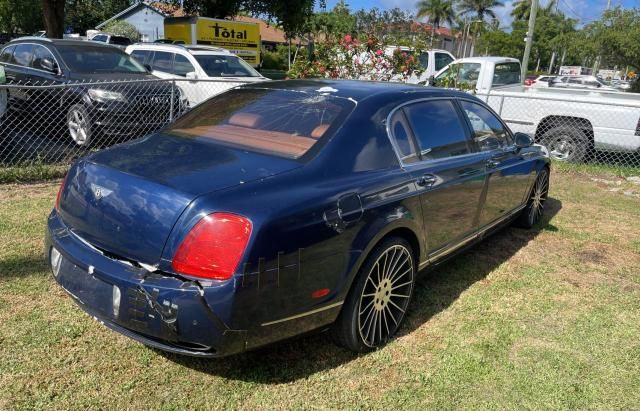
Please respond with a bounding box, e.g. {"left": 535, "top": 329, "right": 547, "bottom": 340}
{"left": 494, "top": 0, "right": 515, "bottom": 29}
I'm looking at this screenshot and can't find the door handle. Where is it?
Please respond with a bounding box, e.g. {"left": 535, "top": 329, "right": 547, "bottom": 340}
{"left": 485, "top": 158, "right": 500, "bottom": 169}
{"left": 416, "top": 174, "right": 437, "bottom": 187}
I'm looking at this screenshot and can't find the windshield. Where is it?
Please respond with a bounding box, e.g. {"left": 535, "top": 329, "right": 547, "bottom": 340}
{"left": 194, "top": 54, "right": 261, "bottom": 77}
{"left": 57, "top": 45, "right": 147, "bottom": 74}
{"left": 435, "top": 63, "right": 481, "bottom": 87}
{"left": 166, "top": 88, "right": 355, "bottom": 159}
{"left": 109, "top": 36, "right": 131, "bottom": 46}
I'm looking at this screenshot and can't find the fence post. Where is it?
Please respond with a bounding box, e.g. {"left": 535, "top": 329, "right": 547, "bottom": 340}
{"left": 498, "top": 94, "right": 505, "bottom": 116}
{"left": 169, "top": 79, "right": 175, "bottom": 122}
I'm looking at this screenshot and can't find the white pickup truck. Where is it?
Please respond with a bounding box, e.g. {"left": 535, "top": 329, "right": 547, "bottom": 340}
{"left": 432, "top": 56, "right": 640, "bottom": 162}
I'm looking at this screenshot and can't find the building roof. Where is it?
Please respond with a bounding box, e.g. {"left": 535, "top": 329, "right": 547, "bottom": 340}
{"left": 96, "top": 2, "right": 167, "bottom": 29}
{"left": 233, "top": 15, "right": 300, "bottom": 44}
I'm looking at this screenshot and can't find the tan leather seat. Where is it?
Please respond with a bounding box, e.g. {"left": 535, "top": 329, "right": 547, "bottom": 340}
{"left": 228, "top": 113, "right": 263, "bottom": 128}
{"left": 311, "top": 124, "right": 330, "bottom": 139}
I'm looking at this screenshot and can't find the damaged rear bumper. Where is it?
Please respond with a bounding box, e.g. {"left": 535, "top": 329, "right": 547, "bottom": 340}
{"left": 45, "top": 211, "right": 247, "bottom": 357}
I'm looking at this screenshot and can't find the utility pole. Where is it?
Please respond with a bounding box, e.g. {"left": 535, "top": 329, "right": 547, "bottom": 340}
{"left": 548, "top": 51, "right": 556, "bottom": 74}
{"left": 521, "top": 0, "right": 538, "bottom": 82}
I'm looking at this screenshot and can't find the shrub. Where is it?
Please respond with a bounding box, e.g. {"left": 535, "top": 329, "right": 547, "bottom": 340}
{"left": 102, "top": 20, "right": 141, "bottom": 42}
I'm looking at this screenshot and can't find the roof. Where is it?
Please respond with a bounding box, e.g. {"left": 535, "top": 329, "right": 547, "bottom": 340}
{"left": 454, "top": 56, "right": 520, "bottom": 64}
{"left": 96, "top": 2, "right": 167, "bottom": 29}
{"left": 233, "top": 15, "right": 304, "bottom": 44}
{"left": 241, "top": 79, "right": 473, "bottom": 102}
{"left": 127, "top": 43, "right": 232, "bottom": 55}
{"left": 8, "top": 38, "right": 114, "bottom": 48}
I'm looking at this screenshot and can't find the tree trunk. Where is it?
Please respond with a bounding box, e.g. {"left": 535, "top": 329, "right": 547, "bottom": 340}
{"left": 42, "top": 0, "right": 65, "bottom": 38}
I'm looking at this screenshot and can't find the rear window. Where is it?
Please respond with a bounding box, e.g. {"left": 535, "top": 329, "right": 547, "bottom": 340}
{"left": 167, "top": 88, "right": 355, "bottom": 159}
{"left": 109, "top": 36, "right": 131, "bottom": 46}
{"left": 493, "top": 62, "right": 521, "bottom": 86}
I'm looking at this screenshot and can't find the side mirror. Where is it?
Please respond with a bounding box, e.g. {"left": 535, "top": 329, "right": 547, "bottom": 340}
{"left": 40, "top": 57, "right": 58, "bottom": 74}
{"left": 186, "top": 71, "right": 198, "bottom": 80}
{"left": 514, "top": 132, "right": 533, "bottom": 149}
{"left": 428, "top": 75, "right": 435, "bottom": 86}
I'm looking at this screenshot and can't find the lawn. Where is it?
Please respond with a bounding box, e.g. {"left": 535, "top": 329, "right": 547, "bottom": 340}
{"left": 1, "top": 169, "right": 639, "bottom": 409}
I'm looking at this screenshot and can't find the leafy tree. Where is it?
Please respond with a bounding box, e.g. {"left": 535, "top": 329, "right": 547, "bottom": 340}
{"left": 306, "top": 0, "right": 356, "bottom": 41}
{"left": 416, "top": 0, "right": 455, "bottom": 46}
{"left": 179, "top": 0, "right": 320, "bottom": 37}
{"left": 582, "top": 7, "right": 640, "bottom": 70}
{"left": 511, "top": 0, "right": 557, "bottom": 21}
{"left": 457, "top": 0, "right": 503, "bottom": 22}
{"left": 0, "top": 0, "right": 42, "bottom": 35}
{"left": 65, "top": 0, "right": 132, "bottom": 35}
{"left": 102, "top": 19, "right": 140, "bottom": 40}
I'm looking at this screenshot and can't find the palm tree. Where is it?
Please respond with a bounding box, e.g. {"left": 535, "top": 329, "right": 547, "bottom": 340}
{"left": 511, "top": 0, "right": 558, "bottom": 20}
{"left": 416, "top": 0, "right": 456, "bottom": 47}
{"left": 457, "top": 0, "right": 504, "bottom": 22}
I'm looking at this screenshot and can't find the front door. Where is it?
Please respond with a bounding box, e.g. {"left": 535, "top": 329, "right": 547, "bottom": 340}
{"left": 389, "top": 99, "right": 487, "bottom": 255}
{"left": 458, "top": 99, "right": 534, "bottom": 227}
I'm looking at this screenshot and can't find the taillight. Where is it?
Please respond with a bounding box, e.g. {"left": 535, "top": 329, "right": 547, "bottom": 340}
{"left": 55, "top": 174, "right": 67, "bottom": 211}
{"left": 172, "top": 212, "right": 252, "bottom": 280}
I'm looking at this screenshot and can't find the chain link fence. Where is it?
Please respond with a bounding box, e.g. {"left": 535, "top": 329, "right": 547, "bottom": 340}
{"left": 0, "top": 78, "right": 253, "bottom": 168}
{"left": 476, "top": 90, "right": 640, "bottom": 168}
{"left": 1, "top": 79, "right": 639, "bottom": 171}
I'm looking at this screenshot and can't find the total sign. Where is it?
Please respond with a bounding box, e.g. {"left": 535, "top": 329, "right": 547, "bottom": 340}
{"left": 196, "top": 19, "right": 261, "bottom": 66}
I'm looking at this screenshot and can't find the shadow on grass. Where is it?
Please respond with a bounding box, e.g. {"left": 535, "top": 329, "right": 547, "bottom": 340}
{"left": 0, "top": 253, "right": 48, "bottom": 280}
{"left": 161, "top": 198, "right": 562, "bottom": 383}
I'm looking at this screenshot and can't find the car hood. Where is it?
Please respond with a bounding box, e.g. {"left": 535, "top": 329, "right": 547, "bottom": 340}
{"left": 57, "top": 133, "right": 302, "bottom": 264}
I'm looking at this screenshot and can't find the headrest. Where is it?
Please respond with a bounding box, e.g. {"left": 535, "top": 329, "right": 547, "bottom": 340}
{"left": 228, "top": 113, "right": 262, "bottom": 128}
{"left": 311, "top": 124, "right": 330, "bottom": 139}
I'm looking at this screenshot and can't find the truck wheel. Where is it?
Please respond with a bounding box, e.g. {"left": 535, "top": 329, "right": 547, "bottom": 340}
{"left": 540, "top": 126, "right": 589, "bottom": 163}
{"left": 67, "top": 104, "right": 92, "bottom": 146}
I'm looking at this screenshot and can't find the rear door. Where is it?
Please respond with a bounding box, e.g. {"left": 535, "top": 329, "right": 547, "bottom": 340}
{"left": 458, "top": 99, "right": 534, "bottom": 227}
{"left": 389, "top": 99, "right": 487, "bottom": 255}
{"left": 7, "top": 44, "right": 35, "bottom": 110}
{"left": 149, "top": 50, "right": 177, "bottom": 80}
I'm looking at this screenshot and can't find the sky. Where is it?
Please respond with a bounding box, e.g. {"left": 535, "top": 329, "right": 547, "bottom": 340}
{"left": 320, "top": 0, "right": 640, "bottom": 29}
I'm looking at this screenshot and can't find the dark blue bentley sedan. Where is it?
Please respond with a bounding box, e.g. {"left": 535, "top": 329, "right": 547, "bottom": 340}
{"left": 46, "top": 80, "right": 550, "bottom": 357}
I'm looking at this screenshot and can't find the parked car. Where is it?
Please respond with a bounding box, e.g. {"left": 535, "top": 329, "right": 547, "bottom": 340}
{"left": 549, "top": 75, "right": 617, "bottom": 91}
{"left": 432, "top": 57, "right": 640, "bottom": 162}
{"left": 611, "top": 79, "right": 632, "bottom": 92}
{"left": 0, "top": 37, "right": 184, "bottom": 146}
{"left": 91, "top": 33, "right": 133, "bottom": 48}
{"left": 47, "top": 80, "right": 550, "bottom": 357}
{"left": 382, "top": 46, "right": 455, "bottom": 84}
{"left": 0, "top": 65, "right": 6, "bottom": 118}
{"left": 125, "top": 43, "right": 269, "bottom": 107}
{"left": 154, "top": 39, "right": 185, "bottom": 45}
{"left": 530, "top": 75, "right": 555, "bottom": 88}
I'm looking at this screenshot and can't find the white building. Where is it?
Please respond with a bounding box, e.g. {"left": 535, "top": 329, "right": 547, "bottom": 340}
{"left": 96, "top": 2, "right": 168, "bottom": 42}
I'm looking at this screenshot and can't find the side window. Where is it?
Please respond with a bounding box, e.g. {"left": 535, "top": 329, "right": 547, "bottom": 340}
{"left": 0, "top": 45, "right": 15, "bottom": 63}
{"left": 493, "top": 62, "right": 521, "bottom": 86}
{"left": 12, "top": 44, "right": 34, "bottom": 67}
{"left": 93, "top": 35, "right": 107, "bottom": 42}
{"left": 31, "top": 45, "right": 56, "bottom": 71}
{"left": 130, "top": 50, "right": 151, "bottom": 65}
{"left": 568, "top": 78, "right": 581, "bottom": 84}
{"left": 434, "top": 52, "right": 453, "bottom": 71}
{"left": 173, "top": 54, "right": 195, "bottom": 76}
{"left": 403, "top": 100, "right": 470, "bottom": 160}
{"left": 460, "top": 100, "right": 512, "bottom": 151}
{"left": 150, "top": 51, "right": 173, "bottom": 72}
{"left": 389, "top": 109, "right": 418, "bottom": 164}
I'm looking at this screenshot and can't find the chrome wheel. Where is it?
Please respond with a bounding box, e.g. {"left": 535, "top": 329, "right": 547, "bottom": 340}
{"left": 68, "top": 105, "right": 91, "bottom": 146}
{"left": 528, "top": 170, "right": 549, "bottom": 225}
{"left": 357, "top": 244, "right": 414, "bottom": 347}
{"left": 548, "top": 136, "right": 575, "bottom": 161}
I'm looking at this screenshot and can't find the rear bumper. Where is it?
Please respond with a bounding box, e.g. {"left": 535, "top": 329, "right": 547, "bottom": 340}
{"left": 45, "top": 211, "right": 246, "bottom": 357}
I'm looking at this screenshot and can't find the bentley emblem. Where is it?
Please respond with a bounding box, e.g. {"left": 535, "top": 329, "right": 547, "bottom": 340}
{"left": 90, "top": 183, "right": 113, "bottom": 200}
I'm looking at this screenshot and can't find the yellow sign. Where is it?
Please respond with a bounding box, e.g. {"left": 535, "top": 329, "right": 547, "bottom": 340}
{"left": 164, "top": 17, "right": 261, "bottom": 67}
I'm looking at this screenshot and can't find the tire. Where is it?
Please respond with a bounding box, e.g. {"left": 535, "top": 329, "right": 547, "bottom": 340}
{"left": 540, "top": 126, "right": 590, "bottom": 163}
{"left": 515, "top": 168, "right": 550, "bottom": 229}
{"left": 332, "top": 237, "right": 416, "bottom": 353}
{"left": 67, "top": 103, "right": 92, "bottom": 146}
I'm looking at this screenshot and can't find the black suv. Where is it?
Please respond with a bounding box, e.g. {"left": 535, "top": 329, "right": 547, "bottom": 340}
{"left": 0, "top": 38, "right": 185, "bottom": 146}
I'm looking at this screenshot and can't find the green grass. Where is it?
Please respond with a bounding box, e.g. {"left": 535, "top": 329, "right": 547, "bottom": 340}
{"left": 1, "top": 171, "right": 640, "bottom": 409}
{"left": 0, "top": 164, "right": 68, "bottom": 184}
{"left": 553, "top": 160, "right": 640, "bottom": 178}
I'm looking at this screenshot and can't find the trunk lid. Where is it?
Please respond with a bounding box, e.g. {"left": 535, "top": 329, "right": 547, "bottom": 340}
{"left": 58, "top": 133, "right": 301, "bottom": 264}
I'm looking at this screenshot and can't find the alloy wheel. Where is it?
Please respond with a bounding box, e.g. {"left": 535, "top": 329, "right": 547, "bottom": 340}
{"left": 548, "top": 136, "right": 575, "bottom": 161}
{"left": 528, "top": 170, "right": 549, "bottom": 225}
{"left": 68, "top": 107, "right": 90, "bottom": 146}
{"left": 357, "top": 244, "right": 414, "bottom": 347}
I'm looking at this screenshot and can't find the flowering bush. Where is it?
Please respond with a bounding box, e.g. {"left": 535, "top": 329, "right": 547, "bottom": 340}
{"left": 288, "top": 34, "right": 424, "bottom": 81}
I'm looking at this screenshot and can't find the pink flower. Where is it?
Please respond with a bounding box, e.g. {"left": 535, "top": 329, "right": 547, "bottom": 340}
{"left": 375, "top": 49, "right": 383, "bottom": 56}
{"left": 343, "top": 34, "right": 352, "bottom": 44}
